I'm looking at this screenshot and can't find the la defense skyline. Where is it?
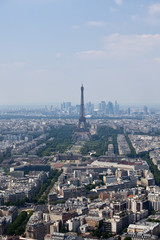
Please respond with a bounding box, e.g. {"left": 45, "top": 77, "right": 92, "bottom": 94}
{"left": 0, "top": 84, "right": 152, "bottom": 116}
{"left": 60, "top": 84, "right": 121, "bottom": 116}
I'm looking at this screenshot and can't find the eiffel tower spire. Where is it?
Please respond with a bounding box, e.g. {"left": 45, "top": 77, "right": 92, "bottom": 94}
{"left": 78, "top": 85, "right": 87, "bottom": 129}
{"left": 73, "top": 85, "right": 91, "bottom": 141}
{"left": 80, "top": 84, "right": 84, "bottom": 118}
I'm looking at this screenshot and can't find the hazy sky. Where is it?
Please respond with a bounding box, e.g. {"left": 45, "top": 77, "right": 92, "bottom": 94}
{"left": 1, "top": 0, "right": 160, "bottom": 105}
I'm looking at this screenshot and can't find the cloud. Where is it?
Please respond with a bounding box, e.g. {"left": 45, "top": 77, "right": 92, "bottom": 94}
{"left": 32, "top": 69, "right": 48, "bottom": 74}
{"left": 154, "top": 57, "right": 160, "bottom": 62}
{"left": 56, "top": 52, "right": 62, "bottom": 58}
{"left": 13, "top": 0, "right": 52, "bottom": 4}
{"left": 87, "top": 21, "right": 105, "bottom": 27}
{"left": 0, "top": 61, "right": 25, "bottom": 70}
{"left": 13, "top": 61, "right": 25, "bottom": 67}
{"left": 75, "top": 34, "right": 160, "bottom": 60}
{"left": 104, "top": 33, "right": 160, "bottom": 58}
{"left": 114, "top": 0, "right": 123, "bottom": 6}
{"left": 76, "top": 50, "right": 106, "bottom": 59}
{"left": 72, "top": 25, "right": 80, "bottom": 29}
{"left": 149, "top": 3, "right": 160, "bottom": 15}
{"left": 131, "top": 15, "right": 139, "bottom": 22}
{"left": 110, "top": 7, "right": 117, "bottom": 13}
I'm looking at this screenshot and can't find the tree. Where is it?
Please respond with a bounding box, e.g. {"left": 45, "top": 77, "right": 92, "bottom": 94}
{"left": 124, "top": 237, "right": 131, "bottom": 240}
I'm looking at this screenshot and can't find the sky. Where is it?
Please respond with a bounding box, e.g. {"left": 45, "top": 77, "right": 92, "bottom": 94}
{"left": 1, "top": 0, "right": 160, "bottom": 105}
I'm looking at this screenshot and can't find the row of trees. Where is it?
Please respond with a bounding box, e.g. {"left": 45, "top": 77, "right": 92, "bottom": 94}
{"left": 0, "top": 152, "right": 11, "bottom": 164}
{"left": 37, "top": 125, "right": 76, "bottom": 156}
{"left": 6, "top": 170, "right": 62, "bottom": 206}
{"left": 140, "top": 152, "right": 160, "bottom": 186}
{"left": 80, "top": 126, "right": 123, "bottom": 156}
{"left": 33, "top": 169, "right": 61, "bottom": 204}
{"left": 124, "top": 134, "right": 137, "bottom": 157}
{"left": 124, "top": 136, "right": 160, "bottom": 186}
{"left": 85, "top": 181, "right": 104, "bottom": 193}
{"left": 6, "top": 210, "right": 33, "bottom": 236}
{"left": 6, "top": 197, "right": 29, "bottom": 207}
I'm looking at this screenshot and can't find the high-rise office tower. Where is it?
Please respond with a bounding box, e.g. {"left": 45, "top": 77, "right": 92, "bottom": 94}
{"left": 144, "top": 106, "right": 148, "bottom": 115}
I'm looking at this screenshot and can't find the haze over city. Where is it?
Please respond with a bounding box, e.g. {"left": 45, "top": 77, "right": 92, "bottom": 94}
{"left": 1, "top": 0, "right": 160, "bottom": 105}
{"left": 3, "top": 2, "right": 160, "bottom": 239}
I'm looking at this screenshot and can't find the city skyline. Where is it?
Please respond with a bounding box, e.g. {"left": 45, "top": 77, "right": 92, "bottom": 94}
{"left": 1, "top": 0, "right": 160, "bottom": 105}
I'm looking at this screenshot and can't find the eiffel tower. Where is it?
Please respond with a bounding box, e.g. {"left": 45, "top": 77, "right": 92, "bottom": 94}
{"left": 73, "top": 85, "right": 91, "bottom": 141}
